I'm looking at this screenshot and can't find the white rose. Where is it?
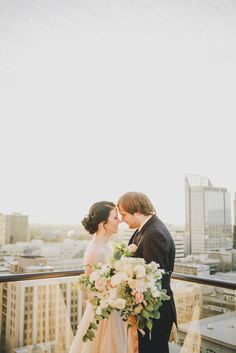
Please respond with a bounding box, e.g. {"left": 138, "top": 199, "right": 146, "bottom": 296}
{"left": 116, "top": 298, "right": 126, "bottom": 309}
{"left": 100, "top": 264, "right": 110, "bottom": 275}
{"left": 134, "top": 265, "right": 146, "bottom": 278}
{"left": 89, "top": 271, "right": 100, "bottom": 282}
{"left": 111, "top": 298, "right": 126, "bottom": 310}
{"left": 114, "top": 260, "right": 123, "bottom": 271}
{"left": 148, "top": 262, "right": 159, "bottom": 271}
{"left": 96, "top": 306, "right": 103, "bottom": 315}
{"left": 110, "top": 300, "right": 117, "bottom": 309}
{"left": 108, "top": 287, "right": 118, "bottom": 300}
{"left": 100, "top": 299, "right": 109, "bottom": 309}
{"left": 121, "top": 263, "right": 133, "bottom": 276}
{"left": 155, "top": 270, "right": 164, "bottom": 279}
{"left": 110, "top": 272, "right": 128, "bottom": 287}
{"left": 145, "top": 275, "right": 156, "bottom": 288}
{"left": 128, "top": 279, "right": 136, "bottom": 289}
{"left": 135, "top": 278, "right": 148, "bottom": 293}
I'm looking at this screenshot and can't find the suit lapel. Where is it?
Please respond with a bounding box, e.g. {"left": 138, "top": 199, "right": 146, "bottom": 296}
{"left": 129, "top": 215, "right": 158, "bottom": 246}
{"left": 128, "top": 229, "right": 139, "bottom": 245}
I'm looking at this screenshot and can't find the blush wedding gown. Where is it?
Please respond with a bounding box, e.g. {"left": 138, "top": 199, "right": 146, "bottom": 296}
{"left": 69, "top": 237, "right": 132, "bottom": 353}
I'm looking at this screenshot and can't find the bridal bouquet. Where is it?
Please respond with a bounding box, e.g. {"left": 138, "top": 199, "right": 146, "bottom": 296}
{"left": 78, "top": 243, "right": 170, "bottom": 341}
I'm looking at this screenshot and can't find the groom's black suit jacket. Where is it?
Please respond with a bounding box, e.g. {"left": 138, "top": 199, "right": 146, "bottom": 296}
{"left": 129, "top": 214, "right": 177, "bottom": 353}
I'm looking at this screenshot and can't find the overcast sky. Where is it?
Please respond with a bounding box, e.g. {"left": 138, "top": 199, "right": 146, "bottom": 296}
{"left": 0, "top": 0, "right": 235, "bottom": 225}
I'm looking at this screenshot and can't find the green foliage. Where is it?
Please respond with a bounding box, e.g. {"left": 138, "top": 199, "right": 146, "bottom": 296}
{"left": 90, "top": 322, "right": 98, "bottom": 330}
{"left": 146, "top": 320, "right": 153, "bottom": 332}
{"left": 137, "top": 316, "right": 146, "bottom": 329}
{"left": 112, "top": 243, "right": 132, "bottom": 260}
{"left": 82, "top": 322, "right": 98, "bottom": 342}
{"left": 141, "top": 309, "right": 150, "bottom": 320}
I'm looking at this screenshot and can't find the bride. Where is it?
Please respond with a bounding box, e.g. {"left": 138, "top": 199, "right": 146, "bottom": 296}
{"left": 69, "top": 201, "right": 134, "bottom": 353}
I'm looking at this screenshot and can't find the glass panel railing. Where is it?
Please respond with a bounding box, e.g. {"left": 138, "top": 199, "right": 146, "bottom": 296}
{"left": 169, "top": 279, "right": 236, "bottom": 353}
{"left": 0, "top": 276, "right": 83, "bottom": 353}
{"left": 0, "top": 273, "right": 235, "bottom": 353}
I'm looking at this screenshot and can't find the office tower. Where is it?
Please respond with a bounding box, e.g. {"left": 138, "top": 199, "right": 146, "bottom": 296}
{"left": 234, "top": 193, "right": 236, "bottom": 249}
{"left": 167, "top": 226, "right": 185, "bottom": 259}
{"left": 173, "top": 231, "right": 185, "bottom": 260}
{"left": 5, "top": 213, "right": 29, "bottom": 244}
{"left": 185, "top": 174, "right": 232, "bottom": 254}
{"left": 0, "top": 213, "right": 6, "bottom": 245}
{"left": 0, "top": 277, "right": 81, "bottom": 353}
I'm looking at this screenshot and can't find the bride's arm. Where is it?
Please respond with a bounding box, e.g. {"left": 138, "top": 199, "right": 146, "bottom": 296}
{"left": 83, "top": 247, "right": 102, "bottom": 276}
{"left": 85, "top": 263, "right": 93, "bottom": 276}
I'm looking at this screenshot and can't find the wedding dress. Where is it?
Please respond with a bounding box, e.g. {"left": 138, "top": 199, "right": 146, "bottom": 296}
{"left": 69, "top": 237, "right": 129, "bottom": 353}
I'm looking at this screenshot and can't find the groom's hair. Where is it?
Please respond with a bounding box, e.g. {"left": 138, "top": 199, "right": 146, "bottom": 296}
{"left": 117, "top": 192, "right": 156, "bottom": 215}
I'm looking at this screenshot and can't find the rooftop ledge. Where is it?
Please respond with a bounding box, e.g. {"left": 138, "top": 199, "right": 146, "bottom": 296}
{"left": 0, "top": 270, "right": 235, "bottom": 290}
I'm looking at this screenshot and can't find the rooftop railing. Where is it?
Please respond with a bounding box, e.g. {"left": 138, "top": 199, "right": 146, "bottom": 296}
{"left": 1, "top": 270, "right": 235, "bottom": 289}
{"left": 0, "top": 271, "right": 235, "bottom": 353}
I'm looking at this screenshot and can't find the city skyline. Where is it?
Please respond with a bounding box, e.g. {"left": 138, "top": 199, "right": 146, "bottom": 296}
{"left": 0, "top": 174, "right": 234, "bottom": 226}
{"left": 0, "top": 1, "right": 236, "bottom": 224}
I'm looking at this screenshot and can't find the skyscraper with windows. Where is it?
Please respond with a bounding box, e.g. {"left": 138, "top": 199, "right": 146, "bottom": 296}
{"left": 5, "top": 213, "right": 29, "bottom": 244}
{"left": 185, "top": 174, "right": 232, "bottom": 254}
{"left": 0, "top": 277, "right": 81, "bottom": 353}
{"left": 0, "top": 213, "right": 6, "bottom": 245}
{"left": 234, "top": 193, "right": 236, "bottom": 249}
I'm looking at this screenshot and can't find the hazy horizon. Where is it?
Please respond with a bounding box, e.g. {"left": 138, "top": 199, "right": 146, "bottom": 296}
{"left": 0, "top": 1, "right": 235, "bottom": 224}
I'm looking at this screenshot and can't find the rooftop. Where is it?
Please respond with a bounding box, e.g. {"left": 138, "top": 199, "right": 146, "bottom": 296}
{"left": 179, "top": 311, "right": 236, "bottom": 347}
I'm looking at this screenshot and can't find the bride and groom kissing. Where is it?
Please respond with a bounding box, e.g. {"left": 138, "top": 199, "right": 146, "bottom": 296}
{"left": 69, "top": 192, "right": 177, "bottom": 353}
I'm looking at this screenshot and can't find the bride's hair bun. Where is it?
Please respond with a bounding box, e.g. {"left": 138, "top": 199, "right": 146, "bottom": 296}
{"left": 81, "top": 201, "right": 115, "bottom": 235}
{"left": 81, "top": 214, "right": 97, "bottom": 235}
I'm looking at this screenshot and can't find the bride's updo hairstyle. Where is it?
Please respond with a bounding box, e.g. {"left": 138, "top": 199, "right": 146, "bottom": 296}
{"left": 82, "top": 201, "right": 116, "bottom": 235}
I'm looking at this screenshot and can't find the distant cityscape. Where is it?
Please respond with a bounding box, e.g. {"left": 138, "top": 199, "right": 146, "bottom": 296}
{"left": 0, "top": 174, "right": 236, "bottom": 353}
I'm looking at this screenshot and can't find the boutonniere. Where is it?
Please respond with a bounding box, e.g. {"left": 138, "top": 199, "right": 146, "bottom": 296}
{"left": 128, "top": 244, "right": 138, "bottom": 255}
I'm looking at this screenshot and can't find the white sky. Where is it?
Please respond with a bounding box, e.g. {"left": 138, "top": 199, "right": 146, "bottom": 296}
{"left": 0, "top": 0, "right": 235, "bottom": 225}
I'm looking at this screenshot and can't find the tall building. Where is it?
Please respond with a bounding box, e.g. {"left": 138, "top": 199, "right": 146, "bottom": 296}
{"left": 0, "top": 256, "right": 81, "bottom": 353}
{"left": 0, "top": 213, "right": 6, "bottom": 245}
{"left": 233, "top": 193, "right": 236, "bottom": 249}
{"left": 5, "top": 213, "right": 29, "bottom": 244}
{"left": 167, "top": 226, "right": 185, "bottom": 259}
{"left": 0, "top": 278, "right": 81, "bottom": 353}
{"left": 185, "top": 174, "right": 232, "bottom": 254}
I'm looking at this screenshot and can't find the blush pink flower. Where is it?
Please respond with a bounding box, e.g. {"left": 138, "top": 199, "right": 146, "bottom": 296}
{"left": 95, "top": 278, "right": 107, "bottom": 291}
{"left": 128, "top": 244, "right": 138, "bottom": 254}
{"left": 135, "top": 292, "right": 144, "bottom": 304}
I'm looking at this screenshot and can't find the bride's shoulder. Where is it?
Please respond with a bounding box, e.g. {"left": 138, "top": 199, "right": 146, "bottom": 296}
{"left": 83, "top": 241, "right": 101, "bottom": 265}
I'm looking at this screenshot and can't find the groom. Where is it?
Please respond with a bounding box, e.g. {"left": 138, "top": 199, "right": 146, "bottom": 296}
{"left": 117, "top": 192, "right": 177, "bottom": 353}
